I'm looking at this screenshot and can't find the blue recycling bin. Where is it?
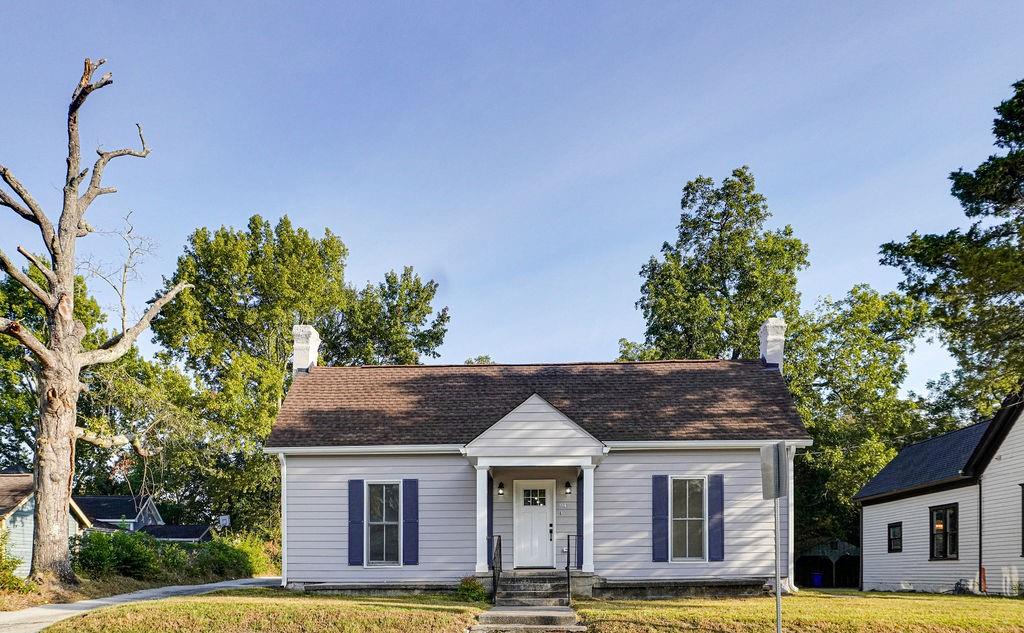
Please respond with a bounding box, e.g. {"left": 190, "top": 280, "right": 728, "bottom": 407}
{"left": 810, "top": 572, "right": 825, "bottom": 587}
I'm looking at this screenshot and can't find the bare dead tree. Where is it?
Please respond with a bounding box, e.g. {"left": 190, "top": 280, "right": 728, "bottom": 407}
{"left": 0, "top": 59, "right": 189, "bottom": 580}
{"left": 78, "top": 211, "right": 155, "bottom": 333}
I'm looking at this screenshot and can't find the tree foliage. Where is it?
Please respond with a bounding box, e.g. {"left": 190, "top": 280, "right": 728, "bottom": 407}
{"left": 786, "top": 286, "right": 931, "bottom": 541}
{"left": 881, "top": 79, "right": 1024, "bottom": 418}
{"left": 150, "top": 215, "right": 449, "bottom": 533}
{"left": 621, "top": 166, "right": 809, "bottom": 361}
{"left": 321, "top": 266, "right": 449, "bottom": 366}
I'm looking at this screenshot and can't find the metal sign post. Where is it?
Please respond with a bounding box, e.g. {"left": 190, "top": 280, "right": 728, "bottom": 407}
{"left": 761, "top": 441, "right": 788, "bottom": 633}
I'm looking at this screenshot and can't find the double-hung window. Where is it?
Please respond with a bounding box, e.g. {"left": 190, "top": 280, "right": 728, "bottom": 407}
{"left": 670, "top": 477, "right": 706, "bottom": 561}
{"left": 367, "top": 482, "right": 401, "bottom": 566}
{"left": 929, "top": 503, "right": 958, "bottom": 560}
{"left": 887, "top": 522, "right": 902, "bottom": 553}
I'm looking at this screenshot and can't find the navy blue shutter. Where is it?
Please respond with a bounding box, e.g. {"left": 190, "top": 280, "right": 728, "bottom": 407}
{"left": 347, "top": 479, "right": 364, "bottom": 566}
{"left": 487, "top": 474, "right": 494, "bottom": 569}
{"left": 403, "top": 479, "right": 419, "bottom": 565}
{"left": 576, "top": 473, "right": 583, "bottom": 569}
{"left": 652, "top": 475, "right": 669, "bottom": 562}
{"left": 708, "top": 474, "right": 725, "bottom": 561}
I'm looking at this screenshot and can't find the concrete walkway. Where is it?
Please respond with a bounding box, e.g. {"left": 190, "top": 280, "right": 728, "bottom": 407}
{"left": 0, "top": 576, "right": 280, "bottom": 633}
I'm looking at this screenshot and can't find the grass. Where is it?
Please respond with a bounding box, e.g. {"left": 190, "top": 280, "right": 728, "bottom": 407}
{"left": 576, "top": 589, "right": 1024, "bottom": 633}
{"left": 0, "top": 575, "right": 182, "bottom": 612}
{"left": 44, "top": 588, "right": 487, "bottom": 633}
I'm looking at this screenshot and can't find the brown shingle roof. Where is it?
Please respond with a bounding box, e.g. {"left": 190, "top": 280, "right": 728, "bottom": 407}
{"left": 267, "top": 360, "right": 809, "bottom": 447}
{"left": 0, "top": 474, "right": 33, "bottom": 517}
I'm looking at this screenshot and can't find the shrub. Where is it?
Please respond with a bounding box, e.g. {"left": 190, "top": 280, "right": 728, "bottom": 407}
{"left": 224, "top": 532, "right": 276, "bottom": 576}
{"left": 157, "top": 543, "right": 190, "bottom": 579}
{"left": 194, "top": 537, "right": 253, "bottom": 578}
{"left": 455, "top": 576, "right": 489, "bottom": 602}
{"left": 110, "top": 530, "right": 161, "bottom": 580}
{"left": 0, "top": 529, "right": 33, "bottom": 593}
{"left": 72, "top": 530, "right": 116, "bottom": 577}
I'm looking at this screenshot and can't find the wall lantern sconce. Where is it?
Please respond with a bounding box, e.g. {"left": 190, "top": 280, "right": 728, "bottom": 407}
{"left": 497, "top": 482, "right": 505, "bottom": 496}
{"left": 565, "top": 481, "right": 573, "bottom": 495}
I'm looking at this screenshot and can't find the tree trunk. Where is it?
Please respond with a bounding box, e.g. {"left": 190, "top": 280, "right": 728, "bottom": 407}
{"left": 30, "top": 276, "right": 81, "bottom": 580}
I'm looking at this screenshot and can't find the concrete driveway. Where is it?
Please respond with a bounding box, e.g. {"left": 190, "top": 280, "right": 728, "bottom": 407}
{"left": 0, "top": 577, "right": 280, "bottom": 633}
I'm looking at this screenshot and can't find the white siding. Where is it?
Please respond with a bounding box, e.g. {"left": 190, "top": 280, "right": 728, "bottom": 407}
{"left": 465, "top": 395, "right": 603, "bottom": 458}
{"left": 980, "top": 409, "right": 1023, "bottom": 596}
{"left": 285, "top": 454, "right": 476, "bottom": 584}
{"left": 490, "top": 467, "right": 578, "bottom": 570}
{"left": 862, "top": 486, "right": 979, "bottom": 593}
{"left": 593, "top": 449, "right": 791, "bottom": 580}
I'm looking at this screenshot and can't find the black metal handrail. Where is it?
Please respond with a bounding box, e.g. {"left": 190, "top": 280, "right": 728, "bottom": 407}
{"left": 490, "top": 534, "right": 502, "bottom": 604}
{"left": 565, "top": 534, "right": 577, "bottom": 606}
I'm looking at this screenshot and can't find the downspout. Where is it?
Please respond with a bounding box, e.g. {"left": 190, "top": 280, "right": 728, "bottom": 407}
{"left": 978, "top": 478, "right": 984, "bottom": 593}
{"left": 858, "top": 504, "right": 864, "bottom": 592}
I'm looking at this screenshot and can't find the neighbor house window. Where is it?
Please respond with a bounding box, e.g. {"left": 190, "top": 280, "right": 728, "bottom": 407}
{"left": 670, "top": 477, "right": 706, "bottom": 560}
{"left": 887, "top": 522, "right": 903, "bottom": 553}
{"left": 367, "top": 482, "right": 401, "bottom": 565}
{"left": 929, "top": 503, "right": 958, "bottom": 560}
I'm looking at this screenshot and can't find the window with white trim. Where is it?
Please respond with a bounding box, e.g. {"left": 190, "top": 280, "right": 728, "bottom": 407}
{"left": 367, "top": 482, "right": 400, "bottom": 566}
{"left": 670, "top": 477, "right": 706, "bottom": 560}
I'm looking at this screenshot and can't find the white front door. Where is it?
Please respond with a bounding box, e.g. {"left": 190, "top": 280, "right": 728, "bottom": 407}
{"left": 513, "top": 480, "right": 555, "bottom": 568}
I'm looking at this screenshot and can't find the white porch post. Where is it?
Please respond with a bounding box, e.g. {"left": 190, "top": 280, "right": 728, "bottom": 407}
{"left": 582, "top": 464, "right": 595, "bottom": 573}
{"left": 475, "top": 465, "right": 489, "bottom": 573}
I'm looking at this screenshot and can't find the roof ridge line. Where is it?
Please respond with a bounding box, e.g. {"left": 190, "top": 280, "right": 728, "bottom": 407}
{"left": 311, "top": 359, "right": 759, "bottom": 369}
{"left": 901, "top": 420, "right": 990, "bottom": 451}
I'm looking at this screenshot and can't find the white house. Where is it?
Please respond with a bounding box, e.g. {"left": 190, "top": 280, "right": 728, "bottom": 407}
{"left": 266, "top": 319, "right": 811, "bottom": 598}
{"left": 856, "top": 394, "right": 1023, "bottom": 596}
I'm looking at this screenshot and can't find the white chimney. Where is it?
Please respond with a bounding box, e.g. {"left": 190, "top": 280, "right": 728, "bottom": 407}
{"left": 292, "top": 324, "right": 321, "bottom": 376}
{"left": 759, "top": 317, "right": 786, "bottom": 373}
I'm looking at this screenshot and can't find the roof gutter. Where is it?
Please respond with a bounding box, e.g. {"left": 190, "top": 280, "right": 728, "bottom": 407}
{"left": 605, "top": 439, "right": 813, "bottom": 451}
{"left": 264, "top": 444, "right": 465, "bottom": 456}
{"left": 854, "top": 474, "right": 977, "bottom": 506}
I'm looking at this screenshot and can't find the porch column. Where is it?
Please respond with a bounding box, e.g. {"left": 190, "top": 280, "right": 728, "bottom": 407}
{"left": 582, "top": 464, "right": 595, "bottom": 572}
{"left": 475, "top": 465, "right": 489, "bottom": 573}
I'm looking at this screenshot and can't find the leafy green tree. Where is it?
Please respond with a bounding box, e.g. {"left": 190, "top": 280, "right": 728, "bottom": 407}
{"left": 621, "top": 166, "right": 809, "bottom": 361}
{"left": 151, "top": 215, "right": 449, "bottom": 533}
{"left": 321, "top": 267, "right": 449, "bottom": 365}
{"left": 464, "top": 355, "right": 495, "bottom": 365}
{"left": 881, "top": 79, "right": 1024, "bottom": 418}
{"left": 786, "top": 286, "right": 931, "bottom": 542}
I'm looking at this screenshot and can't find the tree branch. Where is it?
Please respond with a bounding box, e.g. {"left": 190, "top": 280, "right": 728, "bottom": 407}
{"left": 0, "top": 166, "right": 58, "bottom": 251}
{"left": 16, "top": 246, "right": 56, "bottom": 286}
{"left": 79, "top": 280, "right": 191, "bottom": 366}
{"left": 61, "top": 58, "right": 112, "bottom": 243}
{"left": 0, "top": 318, "right": 54, "bottom": 366}
{"left": 74, "top": 427, "right": 160, "bottom": 458}
{"left": 79, "top": 124, "right": 150, "bottom": 211}
{"left": 0, "top": 248, "right": 54, "bottom": 307}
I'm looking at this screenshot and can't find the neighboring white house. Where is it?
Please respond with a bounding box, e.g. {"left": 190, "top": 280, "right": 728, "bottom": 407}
{"left": 856, "top": 394, "right": 1024, "bottom": 596}
{"left": 0, "top": 473, "right": 91, "bottom": 578}
{"left": 265, "top": 319, "right": 812, "bottom": 595}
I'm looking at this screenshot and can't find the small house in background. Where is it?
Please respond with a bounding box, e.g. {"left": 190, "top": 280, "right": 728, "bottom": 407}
{"left": 795, "top": 539, "right": 860, "bottom": 588}
{"left": 73, "top": 494, "right": 213, "bottom": 544}
{"left": 856, "top": 393, "right": 1024, "bottom": 595}
{"left": 140, "top": 524, "right": 213, "bottom": 543}
{"left": 73, "top": 495, "right": 163, "bottom": 532}
{"left": 1, "top": 473, "right": 91, "bottom": 578}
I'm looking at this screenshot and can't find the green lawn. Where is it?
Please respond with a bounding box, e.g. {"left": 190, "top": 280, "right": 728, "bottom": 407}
{"left": 43, "top": 588, "right": 1024, "bottom": 632}
{"left": 576, "top": 589, "right": 1024, "bottom": 633}
{"left": 44, "top": 589, "right": 486, "bottom": 633}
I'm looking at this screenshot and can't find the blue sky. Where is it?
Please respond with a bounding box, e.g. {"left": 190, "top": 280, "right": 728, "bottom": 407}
{"left": 3, "top": 2, "right": 1023, "bottom": 393}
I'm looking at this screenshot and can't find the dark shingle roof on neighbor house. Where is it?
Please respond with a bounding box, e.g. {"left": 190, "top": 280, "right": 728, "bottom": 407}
{"left": 854, "top": 421, "right": 991, "bottom": 502}
{"left": 0, "top": 474, "right": 33, "bottom": 517}
{"left": 72, "top": 495, "right": 149, "bottom": 522}
{"left": 141, "top": 524, "right": 211, "bottom": 541}
{"left": 267, "top": 360, "right": 810, "bottom": 448}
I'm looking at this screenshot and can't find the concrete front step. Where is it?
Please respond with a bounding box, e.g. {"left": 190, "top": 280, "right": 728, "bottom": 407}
{"left": 477, "top": 606, "right": 578, "bottom": 627}
{"left": 495, "top": 597, "right": 570, "bottom": 607}
{"left": 468, "top": 622, "right": 589, "bottom": 626}
{"left": 497, "top": 587, "right": 568, "bottom": 595}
